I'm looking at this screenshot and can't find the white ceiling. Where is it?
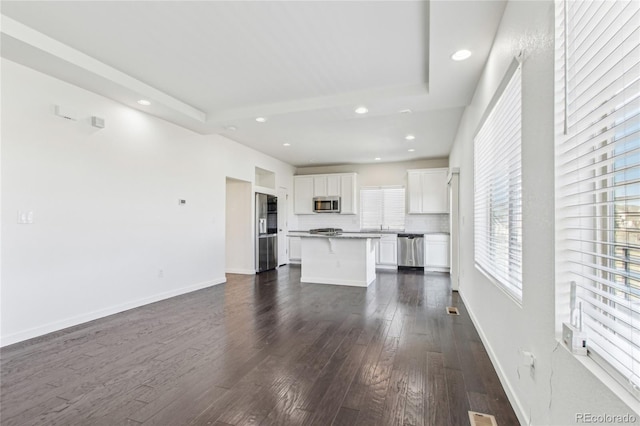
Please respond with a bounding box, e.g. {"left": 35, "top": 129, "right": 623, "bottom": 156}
{"left": 1, "top": 1, "right": 506, "bottom": 167}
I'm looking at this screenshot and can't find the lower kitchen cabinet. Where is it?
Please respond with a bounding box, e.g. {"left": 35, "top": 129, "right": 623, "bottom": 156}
{"left": 376, "top": 234, "right": 397, "bottom": 269}
{"left": 424, "top": 234, "right": 449, "bottom": 272}
{"left": 289, "top": 237, "right": 301, "bottom": 263}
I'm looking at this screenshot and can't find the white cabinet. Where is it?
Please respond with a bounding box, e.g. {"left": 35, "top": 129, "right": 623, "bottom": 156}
{"left": 339, "top": 174, "right": 357, "bottom": 214}
{"left": 294, "top": 176, "right": 315, "bottom": 214}
{"left": 328, "top": 175, "right": 341, "bottom": 196}
{"left": 424, "top": 234, "right": 450, "bottom": 271}
{"left": 294, "top": 173, "right": 358, "bottom": 215}
{"left": 407, "top": 168, "right": 449, "bottom": 214}
{"left": 289, "top": 237, "right": 301, "bottom": 263}
{"left": 313, "top": 175, "right": 341, "bottom": 197}
{"left": 375, "top": 234, "right": 397, "bottom": 269}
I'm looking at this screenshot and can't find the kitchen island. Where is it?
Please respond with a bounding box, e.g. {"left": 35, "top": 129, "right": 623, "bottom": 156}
{"left": 290, "top": 232, "right": 382, "bottom": 287}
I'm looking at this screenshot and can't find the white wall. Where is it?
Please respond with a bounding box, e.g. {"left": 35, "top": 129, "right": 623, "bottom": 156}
{"left": 1, "top": 59, "right": 295, "bottom": 346}
{"left": 449, "top": 1, "right": 639, "bottom": 424}
{"left": 225, "top": 178, "right": 253, "bottom": 274}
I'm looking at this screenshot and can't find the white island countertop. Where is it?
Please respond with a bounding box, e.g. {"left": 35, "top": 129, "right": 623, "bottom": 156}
{"left": 287, "top": 232, "right": 382, "bottom": 239}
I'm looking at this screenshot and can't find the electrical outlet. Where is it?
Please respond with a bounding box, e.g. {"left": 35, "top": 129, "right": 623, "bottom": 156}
{"left": 17, "top": 210, "right": 34, "bottom": 224}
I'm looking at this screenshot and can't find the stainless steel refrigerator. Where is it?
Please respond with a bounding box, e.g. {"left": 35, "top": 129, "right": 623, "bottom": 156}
{"left": 255, "top": 193, "right": 278, "bottom": 272}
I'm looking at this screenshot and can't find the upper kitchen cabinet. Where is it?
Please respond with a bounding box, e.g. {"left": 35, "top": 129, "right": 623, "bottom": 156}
{"left": 294, "top": 176, "right": 315, "bottom": 214}
{"left": 313, "top": 175, "right": 341, "bottom": 197}
{"left": 339, "top": 174, "right": 357, "bottom": 214}
{"left": 294, "top": 173, "right": 357, "bottom": 214}
{"left": 407, "top": 168, "right": 449, "bottom": 214}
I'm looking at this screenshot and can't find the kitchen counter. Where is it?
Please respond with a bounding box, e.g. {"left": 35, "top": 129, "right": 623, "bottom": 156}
{"left": 289, "top": 230, "right": 449, "bottom": 235}
{"left": 288, "top": 232, "right": 382, "bottom": 239}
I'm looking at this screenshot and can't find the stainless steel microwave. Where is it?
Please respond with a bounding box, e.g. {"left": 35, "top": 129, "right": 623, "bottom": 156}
{"left": 313, "top": 196, "right": 341, "bottom": 213}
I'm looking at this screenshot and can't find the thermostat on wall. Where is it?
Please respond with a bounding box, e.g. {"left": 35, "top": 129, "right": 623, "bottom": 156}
{"left": 178, "top": 199, "right": 186, "bottom": 205}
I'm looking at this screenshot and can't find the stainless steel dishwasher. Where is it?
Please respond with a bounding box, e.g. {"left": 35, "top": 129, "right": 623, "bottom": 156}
{"left": 397, "top": 234, "right": 425, "bottom": 268}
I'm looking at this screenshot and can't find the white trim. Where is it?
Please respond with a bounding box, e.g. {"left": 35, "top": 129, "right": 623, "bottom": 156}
{"left": 475, "top": 263, "right": 523, "bottom": 307}
{"left": 225, "top": 268, "right": 256, "bottom": 275}
{"left": 300, "top": 276, "right": 373, "bottom": 287}
{"left": 376, "top": 264, "right": 398, "bottom": 271}
{"left": 555, "top": 334, "right": 640, "bottom": 416}
{"left": 0, "top": 277, "right": 226, "bottom": 347}
{"left": 425, "top": 267, "right": 450, "bottom": 273}
{"left": 459, "top": 289, "right": 529, "bottom": 426}
{"left": 288, "top": 259, "right": 301, "bottom": 265}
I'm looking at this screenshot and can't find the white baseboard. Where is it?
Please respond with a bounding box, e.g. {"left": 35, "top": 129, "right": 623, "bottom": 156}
{"left": 376, "top": 264, "right": 398, "bottom": 270}
{"left": 458, "top": 290, "right": 529, "bottom": 426}
{"left": 288, "top": 259, "right": 301, "bottom": 264}
{"left": 225, "top": 268, "right": 255, "bottom": 275}
{"left": 425, "top": 266, "right": 450, "bottom": 273}
{"left": 301, "top": 276, "right": 372, "bottom": 287}
{"left": 0, "top": 277, "right": 226, "bottom": 347}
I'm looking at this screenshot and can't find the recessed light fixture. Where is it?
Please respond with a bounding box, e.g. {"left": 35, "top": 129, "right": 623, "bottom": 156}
{"left": 256, "top": 117, "right": 267, "bottom": 123}
{"left": 375, "top": 157, "right": 381, "bottom": 161}
{"left": 399, "top": 109, "right": 412, "bottom": 114}
{"left": 451, "top": 49, "right": 472, "bottom": 61}
{"left": 355, "top": 106, "right": 369, "bottom": 114}
{"left": 283, "top": 143, "right": 291, "bottom": 147}
{"left": 408, "top": 148, "right": 416, "bottom": 152}
{"left": 405, "top": 134, "right": 416, "bottom": 141}
{"left": 137, "top": 99, "right": 151, "bottom": 106}
{"left": 224, "top": 125, "right": 237, "bottom": 131}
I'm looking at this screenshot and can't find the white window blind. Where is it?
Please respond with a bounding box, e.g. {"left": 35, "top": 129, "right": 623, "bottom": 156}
{"left": 360, "top": 187, "right": 405, "bottom": 230}
{"left": 556, "top": 0, "right": 640, "bottom": 397}
{"left": 474, "top": 65, "right": 523, "bottom": 300}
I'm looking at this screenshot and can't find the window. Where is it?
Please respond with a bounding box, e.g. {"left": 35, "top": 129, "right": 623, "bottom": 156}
{"left": 474, "top": 64, "right": 523, "bottom": 301}
{"left": 556, "top": 0, "right": 640, "bottom": 398}
{"left": 360, "top": 186, "right": 405, "bottom": 230}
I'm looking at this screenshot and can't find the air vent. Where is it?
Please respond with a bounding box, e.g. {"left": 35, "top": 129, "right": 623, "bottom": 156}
{"left": 446, "top": 307, "right": 460, "bottom": 315}
{"left": 468, "top": 411, "right": 497, "bottom": 426}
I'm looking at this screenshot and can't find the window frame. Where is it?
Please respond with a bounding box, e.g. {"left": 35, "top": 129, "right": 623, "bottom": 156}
{"left": 554, "top": 0, "right": 640, "bottom": 403}
{"left": 359, "top": 186, "right": 406, "bottom": 231}
{"left": 473, "top": 59, "right": 524, "bottom": 303}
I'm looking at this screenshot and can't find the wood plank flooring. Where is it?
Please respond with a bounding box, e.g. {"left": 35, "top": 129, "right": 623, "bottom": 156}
{"left": 0, "top": 266, "right": 519, "bottom": 425}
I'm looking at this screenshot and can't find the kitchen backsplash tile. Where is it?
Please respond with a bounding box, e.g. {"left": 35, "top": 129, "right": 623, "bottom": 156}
{"left": 296, "top": 214, "right": 360, "bottom": 231}
{"left": 405, "top": 214, "right": 450, "bottom": 233}
{"left": 295, "top": 213, "right": 449, "bottom": 233}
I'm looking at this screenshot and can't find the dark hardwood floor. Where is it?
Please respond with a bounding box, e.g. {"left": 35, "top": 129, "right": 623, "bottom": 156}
{"left": 0, "top": 265, "right": 518, "bottom": 426}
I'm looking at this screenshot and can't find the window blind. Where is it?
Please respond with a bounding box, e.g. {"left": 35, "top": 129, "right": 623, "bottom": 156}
{"left": 556, "top": 0, "right": 640, "bottom": 397}
{"left": 474, "top": 65, "right": 523, "bottom": 300}
{"left": 360, "top": 187, "right": 405, "bottom": 230}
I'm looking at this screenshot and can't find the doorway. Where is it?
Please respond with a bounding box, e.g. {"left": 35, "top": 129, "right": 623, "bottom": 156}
{"left": 277, "top": 187, "right": 289, "bottom": 266}
{"left": 225, "top": 177, "right": 253, "bottom": 274}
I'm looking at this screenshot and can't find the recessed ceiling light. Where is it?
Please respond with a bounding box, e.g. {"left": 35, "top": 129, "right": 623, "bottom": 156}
{"left": 283, "top": 143, "right": 291, "bottom": 147}
{"left": 405, "top": 134, "right": 416, "bottom": 141}
{"left": 224, "top": 125, "right": 237, "bottom": 131}
{"left": 451, "top": 49, "right": 472, "bottom": 61}
{"left": 399, "top": 109, "right": 412, "bottom": 114}
{"left": 137, "top": 99, "right": 151, "bottom": 106}
{"left": 355, "top": 106, "right": 369, "bottom": 114}
{"left": 408, "top": 148, "right": 416, "bottom": 152}
{"left": 256, "top": 117, "right": 267, "bottom": 123}
{"left": 375, "top": 157, "right": 381, "bottom": 161}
